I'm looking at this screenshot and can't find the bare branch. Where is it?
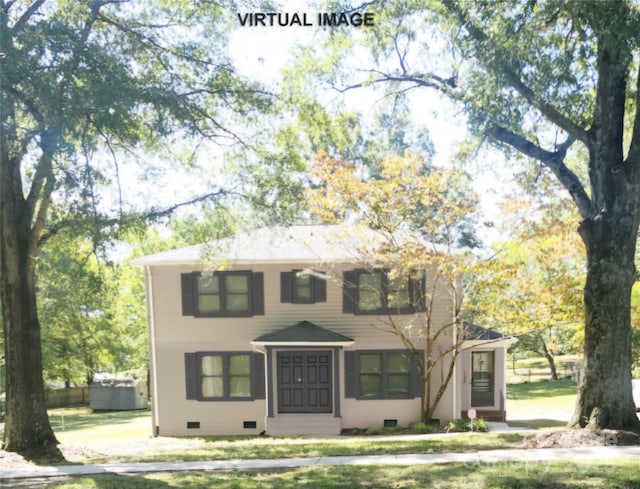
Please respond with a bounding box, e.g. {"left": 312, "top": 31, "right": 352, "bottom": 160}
{"left": 333, "top": 70, "right": 457, "bottom": 97}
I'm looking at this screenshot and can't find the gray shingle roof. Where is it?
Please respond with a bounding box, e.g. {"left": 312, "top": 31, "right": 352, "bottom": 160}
{"left": 462, "top": 321, "right": 509, "bottom": 341}
{"left": 253, "top": 321, "right": 354, "bottom": 343}
{"left": 131, "top": 223, "right": 448, "bottom": 267}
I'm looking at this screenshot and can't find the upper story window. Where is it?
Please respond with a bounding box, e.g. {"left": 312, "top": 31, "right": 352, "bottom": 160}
{"left": 280, "top": 270, "right": 327, "bottom": 304}
{"left": 181, "top": 271, "right": 264, "bottom": 317}
{"left": 294, "top": 273, "right": 313, "bottom": 302}
{"left": 343, "top": 269, "right": 425, "bottom": 315}
{"left": 198, "top": 273, "right": 249, "bottom": 314}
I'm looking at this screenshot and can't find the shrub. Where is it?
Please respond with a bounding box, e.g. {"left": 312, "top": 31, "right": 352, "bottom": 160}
{"left": 408, "top": 421, "right": 441, "bottom": 434}
{"left": 445, "top": 418, "right": 488, "bottom": 433}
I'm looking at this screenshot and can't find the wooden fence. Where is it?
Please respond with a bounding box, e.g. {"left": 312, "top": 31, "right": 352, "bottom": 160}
{"left": 45, "top": 386, "right": 89, "bottom": 408}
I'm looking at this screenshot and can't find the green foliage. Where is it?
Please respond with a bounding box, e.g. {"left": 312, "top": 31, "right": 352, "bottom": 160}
{"left": 408, "top": 421, "right": 442, "bottom": 434}
{"left": 445, "top": 418, "right": 488, "bottom": 433}
{"left": 37, "top": 234, "right": 146, "bottom": 384}
{"left": 306, "top": 152, "right": 478, "bottom": 422}
{"left": 468, "top": 178, "right": 585, "bottom": 371}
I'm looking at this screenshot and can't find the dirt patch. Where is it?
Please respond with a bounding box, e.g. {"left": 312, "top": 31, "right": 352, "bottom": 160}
{"left": 523, "top": 428, "right": 640, "bottom": 448}
{"left": 0, "top": 449, "right": 29, "bottom": 467}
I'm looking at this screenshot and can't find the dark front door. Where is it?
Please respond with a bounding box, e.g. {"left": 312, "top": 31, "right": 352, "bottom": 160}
{"left": 471, "top": 351, "right": 495, "bottom": 407}
{"left": 277, "top": 351, "right": 332, "bottom": 413}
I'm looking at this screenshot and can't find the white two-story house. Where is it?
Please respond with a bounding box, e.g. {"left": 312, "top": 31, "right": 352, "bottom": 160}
{"left": 133, "top": 224, "right": 513, "bottom": 436}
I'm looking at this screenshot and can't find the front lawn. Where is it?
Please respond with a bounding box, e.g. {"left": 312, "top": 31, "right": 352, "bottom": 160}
{"left": 44, "top": 407, "right": 527, "bottom": 464}
{"left": 38, "top": 377, "right": 579, "bottom": 463}
{"left": 507, "top": 379, "right": 577, "bottom": 429}
{"left": 22, "top": 458, "right": 640, "bottom": 488}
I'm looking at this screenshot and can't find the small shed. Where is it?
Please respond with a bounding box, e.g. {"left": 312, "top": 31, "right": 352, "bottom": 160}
{"left": 90, "top": 379, "right": 148, "bottom": 411}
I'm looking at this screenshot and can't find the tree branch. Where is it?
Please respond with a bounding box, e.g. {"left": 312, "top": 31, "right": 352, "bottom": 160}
{"left": 334, "top": 70, "right": 457, "bottom": 97}
{"left": 37, "top": 189, "right": 250, "bottom": 247}
{"left": 626, "top": 62, "right": 640, "bottom": 169}
{"left": 25, "top": 132, "right": 54, "bottom": 226}
{"left": 96, "top": 12, "right": 234, "bottom": 72}
{"left": 11, "top": 0, "right": 44, "bottom": 32}
{"left": 441, "top": 0, "right": 589, "bottom": 144}
{"left": 487, "top": 124, "right": 594, "bottom": 218}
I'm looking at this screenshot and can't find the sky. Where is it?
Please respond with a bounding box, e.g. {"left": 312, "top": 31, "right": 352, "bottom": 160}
{"left": 228, "top": 11, "right": 508, "bottom": 245}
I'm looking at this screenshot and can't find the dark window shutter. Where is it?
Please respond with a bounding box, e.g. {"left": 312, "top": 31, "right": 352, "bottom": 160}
{"left": 280, "top": 271, "right": 293, "bottom": 303}
{"left": 344, "top": 351, "right": 358, "bottom": 398}
{"left": 252, "top": 353, "right": 266, "bottom": 399}
{"left": 412, "top": 272, "right": 427, "bottom": 312}
{"left": 252, "top": 272, "right": 265, "bottom": 315}
{"left": 342, "top": 270, "right": 357, "bottom": 313}
{"left": 313, "top": 275, "right": 327, "bottom": 303}
{"left": 185, "top": 352, "right": 198, "bottom": 400}
{"left": 181, "top": 273, "right": 195, "bottom": 316}
{"left": 412, "top": 350, "right": 424, "bottom": 398}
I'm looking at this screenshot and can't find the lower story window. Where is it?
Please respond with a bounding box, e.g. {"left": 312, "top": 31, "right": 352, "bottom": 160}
{"left": 229, "top": 354, "right": 252, "bottom": 397}
{"left": 185, "top": 351, "right": 265, "bottom": 402}
{"left": 358, "top": 351, "right": 411, "bottom": 398}
{"left": 200, "top": 353, "right": 252, "bottom": 400}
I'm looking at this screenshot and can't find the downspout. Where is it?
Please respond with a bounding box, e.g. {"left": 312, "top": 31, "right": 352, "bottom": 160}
{"left": 452, "top": 306, "right": 457, "bottom": 421}
{"left": 251, "top": 344, "right": 269, "bottom": 431}
{"left": 451, "top": 279, "right": 459, "bottom": 421}
{"left": 144, "top": 265, "right": 160, "bottom": 436}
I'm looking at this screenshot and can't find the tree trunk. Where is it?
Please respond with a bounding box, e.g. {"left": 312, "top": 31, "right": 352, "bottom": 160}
{"left": 570, "top": 215, "right": 640, "bottom": 431}
{"left": 0, "top": 167, "right": 60, "bottom": 458}
{"left": 540, "top": 337, "right": 559, "bottom": 381}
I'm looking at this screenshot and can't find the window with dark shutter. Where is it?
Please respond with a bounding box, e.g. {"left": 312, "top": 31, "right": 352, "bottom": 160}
{"left": 342, "top": 270, "right": 357, "bottom": 313}
{"left": 280, "top": 270, "right": 327, "bottom": 304}
{"left": 185, "top": 351, "right": 265, "bottom": 401}
{"left": 343, "top": 269, "right": 425, "bottom": 315}
{"left": 344, "top": 350, "right": 423, "bottom": 400}
{"left": 181, "top": 271, "right": 264, "bottom": 317}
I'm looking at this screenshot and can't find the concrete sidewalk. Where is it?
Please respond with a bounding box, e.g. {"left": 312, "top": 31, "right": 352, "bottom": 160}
{"left": 2, "top": 446, "right": 640, "bottom": 481}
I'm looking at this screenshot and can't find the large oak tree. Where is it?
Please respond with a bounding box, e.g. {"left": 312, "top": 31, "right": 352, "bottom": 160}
{"left": 0, "top": 0, "right": 271, "bottom": 456}
{"left": 318, "top": 0, "right": 640, "bottom": 429}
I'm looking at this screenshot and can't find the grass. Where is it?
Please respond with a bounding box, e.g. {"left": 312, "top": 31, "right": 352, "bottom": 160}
{"left": 35, "top": 374, "right": 577, "bottom": 463}
{"left": 20, "top": 458, "right": 640, "bottom": 488}
{"left": 506, "top": 355, "right": 581, "bottom": 384}
{"left": 506, "top": 362, "right": 579, "bottom": 429}
{"left": 48, "top": 408, "right": 150, "bottom": 444}
{"left": 507, "top": 378, "right": 577, "bottom": 418}
{"left": 3, "top": 367, "right": 639, "bottom": 488}
{"left": 42, "top": 407, "right": 528, "bottom": 464}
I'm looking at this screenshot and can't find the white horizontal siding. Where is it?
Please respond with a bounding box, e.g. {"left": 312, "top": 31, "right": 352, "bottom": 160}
{"left": 341, "top": 399, "right": 422, "bottom": 429}
{"left": 148, "top": 261, "right": 458, "bottom": 436}
{"left": 266, "top": 414, "right": 341, "bottom": 436}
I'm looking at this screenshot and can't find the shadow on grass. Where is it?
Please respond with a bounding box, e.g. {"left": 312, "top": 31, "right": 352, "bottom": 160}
{"left": 507, "top": 379, "right": 577, "bottom": 400}
{"left": 508, "top": 419, "right": 567, "bottom": 429}
{"left": 47, "top": 407, "right": 150, "bottom": 434}
{"left": 165, "top": 433, "right": 530, "bottom": 463}
{"left": 15, "top": 442, "right": 66, "bottom": 467}
{"left": 31, "top": 462, "right": 640, "bottom": 489}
